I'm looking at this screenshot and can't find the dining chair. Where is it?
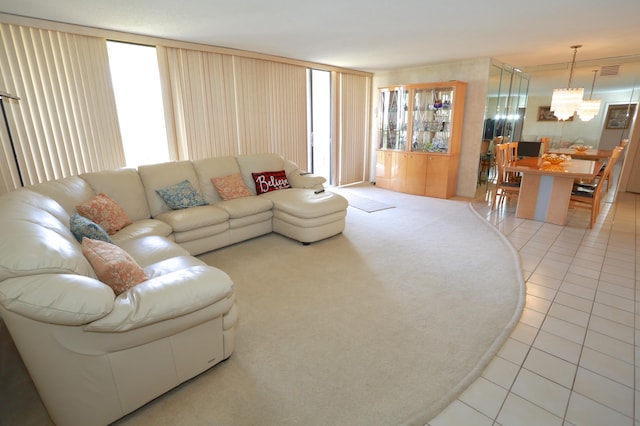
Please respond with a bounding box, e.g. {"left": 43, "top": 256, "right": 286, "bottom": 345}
{"left": 478, "top": 139, "right": 491, "bottom": 185}
{"left": 492, "top": 143, "right": 520, "bottom": 209}
{"left": 505, "top": 141, "right": 520, "bottom": 182}
{"left": 540, "top": 137, "right": 551, "bottom": 153}
{"left": 570, "top": 147, "right": 623, "bottom": 228}
{"left": 589, "top": 142, "right": 627, "bottom": 191}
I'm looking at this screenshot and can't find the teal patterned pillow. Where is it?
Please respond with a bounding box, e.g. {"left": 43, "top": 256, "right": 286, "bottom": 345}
{"left": 155, "top": 179, "right": 209, "bottom": 210}
{"left": 70, "top": 213, "right": 114, "bottom": 244}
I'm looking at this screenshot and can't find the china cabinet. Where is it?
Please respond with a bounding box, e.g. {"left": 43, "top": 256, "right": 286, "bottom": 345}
{"left": 376, "top": 81, "right": 467, "bottom": 198}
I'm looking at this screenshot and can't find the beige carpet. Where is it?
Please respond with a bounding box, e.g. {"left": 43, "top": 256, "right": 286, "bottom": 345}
{"left": 117, "top": 185, "right": 525, "bottom": 425}
{"left": 1, "top": 185, "right": 525, "bottom": 426}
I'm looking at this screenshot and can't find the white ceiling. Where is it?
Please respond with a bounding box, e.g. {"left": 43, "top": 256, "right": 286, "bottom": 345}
{"left": 1, "top": 0, "right": 640, "bottom": 94}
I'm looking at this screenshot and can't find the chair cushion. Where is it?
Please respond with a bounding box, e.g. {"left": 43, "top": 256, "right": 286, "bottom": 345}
{"left": 572, "top": 187, "right": 594, "bottom": 198}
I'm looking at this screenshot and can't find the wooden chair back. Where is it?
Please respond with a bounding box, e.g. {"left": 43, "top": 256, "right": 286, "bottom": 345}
{"left": 540, "top": 137, "right": 551, "bottom": 153}
{"left": 491, "top": 143, "right": 521, "bottom": 209}
{"left": 571, "top": 147, "right": 623, "bottom": 227}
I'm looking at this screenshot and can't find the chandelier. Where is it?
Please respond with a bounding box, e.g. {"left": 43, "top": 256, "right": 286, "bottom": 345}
{"left": 550, "top": 45, "right": 584, "bottom": 121}
{"left": 577, "top": 69, "right": 601, "bottom": 121}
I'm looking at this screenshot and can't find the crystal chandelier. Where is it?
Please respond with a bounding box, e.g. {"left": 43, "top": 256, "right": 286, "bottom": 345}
{"left": 578, "top": 69, "right": 601, "bottom": 121}
{"left": 550, "top": 45, "right": 584, "bottom": 121}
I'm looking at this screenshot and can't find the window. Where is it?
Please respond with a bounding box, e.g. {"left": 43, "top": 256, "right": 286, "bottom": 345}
{"left": 107, "top": 41, "right": 170, "bottom": 167}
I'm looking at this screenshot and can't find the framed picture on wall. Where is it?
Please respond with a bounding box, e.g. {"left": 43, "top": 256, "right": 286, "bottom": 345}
{"left": 605, "top": 104, "right": 636, "bottom": 129}
{"left": 537, "top": 106, "right": 574, "bottom": 122}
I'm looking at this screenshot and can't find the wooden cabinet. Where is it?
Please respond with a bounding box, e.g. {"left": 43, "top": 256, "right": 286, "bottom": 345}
{"left": 375, "top": 81, "right": 466, "bottom": 199}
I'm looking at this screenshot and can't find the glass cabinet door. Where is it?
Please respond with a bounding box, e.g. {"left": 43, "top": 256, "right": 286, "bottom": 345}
{"left": 379, "top": 87, "right": 408, "bottom": 151}
{"left": 411, "top": 87, "right": 454, "bottom": 153}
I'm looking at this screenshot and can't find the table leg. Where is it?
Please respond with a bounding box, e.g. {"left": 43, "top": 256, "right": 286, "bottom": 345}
{"left": 516, "top": 174, "right": 574, "bottom": 226}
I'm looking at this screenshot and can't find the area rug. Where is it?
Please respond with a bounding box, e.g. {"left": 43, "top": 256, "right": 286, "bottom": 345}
{"left": 113, "top": 186, "right": 525, "bottom": 426}
{"left": 331, "top": 188, "right": 395, "bottom": 213}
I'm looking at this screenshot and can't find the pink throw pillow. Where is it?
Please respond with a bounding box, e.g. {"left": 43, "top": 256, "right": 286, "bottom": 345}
{"left": 82, "top": 238, "right": 147, "bottom": 295}
{"left": 251, "top": 170, "right": 291, "bottom": 195}
{"left": 211, "top": 173, "right": 253, "bottom": 200}
{"left": 77, "top": 193, "right": 132, "bottom": 235}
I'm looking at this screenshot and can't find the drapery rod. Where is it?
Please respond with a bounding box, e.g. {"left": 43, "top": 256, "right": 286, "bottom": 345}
{"left": 0, "top": 91, "right": 20, "bottom": 100}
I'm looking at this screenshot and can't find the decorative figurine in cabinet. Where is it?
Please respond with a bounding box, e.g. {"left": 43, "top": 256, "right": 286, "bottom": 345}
{"left": 376, "top": 81, "right": 466, "bottom": 199}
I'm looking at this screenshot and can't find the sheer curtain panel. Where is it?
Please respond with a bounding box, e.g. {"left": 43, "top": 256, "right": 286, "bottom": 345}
{"left": 0, "top": 23, "right": 124, "bottom": 193}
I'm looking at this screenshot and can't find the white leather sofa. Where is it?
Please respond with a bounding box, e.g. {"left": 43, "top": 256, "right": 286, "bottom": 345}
{"left": 0, "top": 153, "right": 347, "bottom": 426}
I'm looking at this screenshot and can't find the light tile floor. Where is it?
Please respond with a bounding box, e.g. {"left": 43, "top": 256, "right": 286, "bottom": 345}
{"left": 429, "top": 179, "right": 639, "bottom": 425}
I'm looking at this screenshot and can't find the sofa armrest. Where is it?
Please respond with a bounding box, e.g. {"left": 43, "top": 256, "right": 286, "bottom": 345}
{"left": 84, "top": 265, "right": 235, "bottom": 332}
{"left": 0, "top": 274, "right": 115, "bottom": 326}
{"left": 283, "top": 160, "right": 326, "bottom": 189}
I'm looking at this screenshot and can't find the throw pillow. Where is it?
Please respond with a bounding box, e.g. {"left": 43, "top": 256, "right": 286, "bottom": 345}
{"left": 251, "top": 170, "right": 291, "bottom": 195}
{"left": 70, "top": 213, "right": 113, "bottom": 244}
{"left": 211, "top": 173, "right": 253, "bottom": 200}
{"left": 76, "top": 193, "right": 132, "bottom": 235}
{"left": 155, "top": 180, "right": 209, "bottom": 210}
{"left": 82, "top": 238, "right": 148, "bottom": 295}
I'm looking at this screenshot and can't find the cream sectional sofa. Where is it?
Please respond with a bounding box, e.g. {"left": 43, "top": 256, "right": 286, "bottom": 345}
{"left": 0, "top": 153, "right": 347, "bottom": 426}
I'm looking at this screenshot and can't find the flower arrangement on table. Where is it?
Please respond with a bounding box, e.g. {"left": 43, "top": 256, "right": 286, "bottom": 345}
{"left": 541, "top": 153, "right": 571, "bottom": 171}
{"left": 570, "top": 144, "right": 591, "bottom": 153}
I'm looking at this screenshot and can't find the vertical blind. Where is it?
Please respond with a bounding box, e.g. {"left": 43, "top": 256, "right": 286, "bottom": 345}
{"left": 160, "top": 47, "right": 308, "bottom": 169}
{"left": 337, "top": 73, "right": 371, "bottom": 185}
{"left": 159, "top": 47, "right": 238, "bottom": 159}
{"left": 0, "top": 20, "right": 372, "bottom": 194}
{"left": 0, "top": 23, "right": 124, "bottom": 193}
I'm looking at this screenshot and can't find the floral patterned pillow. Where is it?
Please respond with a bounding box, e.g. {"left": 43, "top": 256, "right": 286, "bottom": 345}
{"left": 82, "top": 238, "right": 148, "bottom": 295}
{"left": 211, "top": 173, "right": 253, "bottom": 200}
{"left": 70, "top": 213, "right": 113, "bottom": 244}
{"left": 155, "top": 180, "right": 209, "bottom": 210}
{"left": 251, "top": 170, "right": 291, "bottom": 195}
{"left": 76, "top": 193, "right": 132, "bottom": 235}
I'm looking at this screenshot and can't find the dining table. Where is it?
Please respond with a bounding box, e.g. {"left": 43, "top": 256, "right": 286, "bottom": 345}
{"left": 505, "top": 156, "right": 604, "bottom": 226}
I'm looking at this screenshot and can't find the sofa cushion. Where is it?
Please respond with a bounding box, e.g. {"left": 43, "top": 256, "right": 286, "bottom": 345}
{"left": 0, "top": 190, "right": 95, "bottom": 282}
{"left": 110, "top": 219, "right": 173, "bottom": 245}
{"left": 155, "top": 205, "right": 229, "bottom": 233}
{"left": 0, "top": 273, "right": 115, "bottom": 325}
{"left": 236, "top": 153, "right": 286, "bottom": 194}
{"left": 251, "top": 170, "right": 292, "bottom": 195}
{"left": 138, "top": 161, "right": 204, "bottom": 217}
{"left": 77, "top": 193, "right": 133, "bottom": 235}
{"left": 116, "top": 235, "right": 191, "bottom": 267}
{"left": 80, "top": 168, "right": 151, "bottom": 221}
{"left": 260, "top": 188, "right": 349, "bottom": 218}
{"left": 70, "top": 213, "right": 113, "bottom": 244}
{"left": 82, "top": 238, "right": 148, "bottom": 295}
{"left": 216, "top": 196, "right": 274, "bottom": 219}
{"left": 192, "top": 156, "right": 242, "bottom": 203}
{"left": 155, "top": 180, "right": 209, "bottom": 210}
{"left": 28, "top": 176, "right": 96, "bottom": 217}
{"left": 84, "top": 265, "right": 235, "bottom": 332}
{"left": 211, "top": 173, "right": 253, "bottom": 200}
{"left": 143, "top": 255, "right": 207, "bottom": 280}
